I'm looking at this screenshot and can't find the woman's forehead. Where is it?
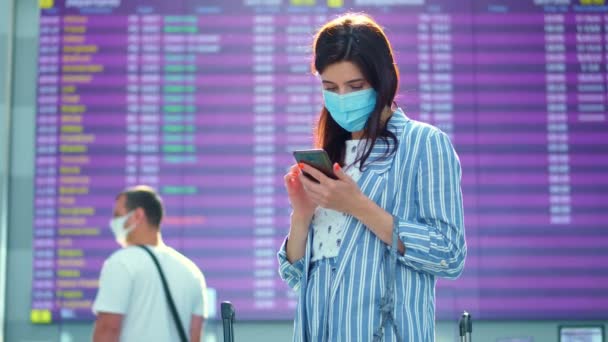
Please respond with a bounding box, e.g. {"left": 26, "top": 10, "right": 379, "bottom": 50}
{"left": 320, "top": 61, "right": 365, "bottom": 83}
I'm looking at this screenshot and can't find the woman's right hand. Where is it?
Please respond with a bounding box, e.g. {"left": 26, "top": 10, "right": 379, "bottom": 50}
{"left": 284, "top": 164, "right": 316, "bottom": 263}
{"left": 284, "top": 164, "right": 316, "bottom": 221}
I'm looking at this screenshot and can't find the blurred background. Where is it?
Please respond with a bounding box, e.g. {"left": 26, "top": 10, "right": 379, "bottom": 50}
{"left": 0, "top": 0, "right": 607, "bottom": 341}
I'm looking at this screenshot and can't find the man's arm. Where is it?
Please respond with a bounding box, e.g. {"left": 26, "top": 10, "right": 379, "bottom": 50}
{"left": 92, "top": 312, "right": 123, "bottom": 342}
{"left": 92, "top": 256, "right": 132, "bottom": 342}
{"left": 189, "top": 315, "right": 204, "bottom": 342}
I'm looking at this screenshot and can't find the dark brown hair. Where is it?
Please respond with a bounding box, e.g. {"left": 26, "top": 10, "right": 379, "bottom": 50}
{"left": 118, "top": 185, "right": 163, "bottom": 228}
{"left": 312, "top": 13, "right": 399, "bottom": 168}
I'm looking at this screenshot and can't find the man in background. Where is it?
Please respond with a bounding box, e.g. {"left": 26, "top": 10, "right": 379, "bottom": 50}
{"left": 92, "top": 185, "right": 208, "bottom": 342}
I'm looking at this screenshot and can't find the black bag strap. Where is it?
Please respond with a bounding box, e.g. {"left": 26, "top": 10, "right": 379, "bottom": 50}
{"left": 137, "top": 245, "right": 188, "bottom": 342}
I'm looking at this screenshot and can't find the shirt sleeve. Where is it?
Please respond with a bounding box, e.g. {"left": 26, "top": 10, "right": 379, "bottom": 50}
{"left": 277, "top": 236, "right": 306, "bottom": 292}
{"left": 92, "top": 256, "right": 133, "bottom": 315}
{"left": 395, "top": 131, "right": 467, "bottom": 279}
{"left": 192, "top": 271, "right": 209, "bottom": 319}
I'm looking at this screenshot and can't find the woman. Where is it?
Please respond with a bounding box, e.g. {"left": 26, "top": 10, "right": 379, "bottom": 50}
{"left": 278, "top": 13, "right": 466, "bottom": 341}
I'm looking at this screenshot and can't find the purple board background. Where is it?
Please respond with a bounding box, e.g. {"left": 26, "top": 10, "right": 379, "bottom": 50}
{"left": 33, "top": 0, "right": 608, "bottom": 322}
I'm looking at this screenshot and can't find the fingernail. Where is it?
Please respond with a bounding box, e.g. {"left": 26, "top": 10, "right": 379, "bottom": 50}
{"left": 298, "top": 163, "right": 304, "bottom": 170}
{"left": 334, "top": 163, "right": 341, "bottom": 171}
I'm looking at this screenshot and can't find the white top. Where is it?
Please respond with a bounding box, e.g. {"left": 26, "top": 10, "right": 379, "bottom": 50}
{"left": 93, "top": 244, "right": 208, "bottom": 342}
{"left": 311, "top": 140, "right": 365, "bottom": 262}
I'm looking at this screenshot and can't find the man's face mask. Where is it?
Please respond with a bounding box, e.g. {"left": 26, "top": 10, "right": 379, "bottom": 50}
{"left": 323, "top": 88, "right": 377, "bottom": 132}
{"left": 109, "top": 211, "right": 135, "bottom": 247}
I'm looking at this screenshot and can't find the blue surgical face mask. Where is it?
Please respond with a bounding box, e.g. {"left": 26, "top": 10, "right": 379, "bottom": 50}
{"left": 323, "top": 88, "right": 377, "bottom": 132}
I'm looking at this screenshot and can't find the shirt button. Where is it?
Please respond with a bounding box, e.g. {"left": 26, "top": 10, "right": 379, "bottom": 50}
{"left": 440, "top": 260, "right": 447, "bottom": 267}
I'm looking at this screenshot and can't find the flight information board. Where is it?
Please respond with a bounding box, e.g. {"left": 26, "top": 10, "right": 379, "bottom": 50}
{"left": 33, "top": 0, "right": 608, "bottom": 322}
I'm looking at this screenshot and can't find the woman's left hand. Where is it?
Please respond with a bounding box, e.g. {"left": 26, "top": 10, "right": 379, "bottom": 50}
{"left": 298, "top": 163, "right": 365, "bottom": 214}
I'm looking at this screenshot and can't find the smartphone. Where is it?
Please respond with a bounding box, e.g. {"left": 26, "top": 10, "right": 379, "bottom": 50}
{"left": 292, "top": 149, "right": 338, "bottom": 183}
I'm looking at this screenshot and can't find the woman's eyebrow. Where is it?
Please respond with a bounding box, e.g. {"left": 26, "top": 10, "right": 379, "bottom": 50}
{"left": 322, "top": 78, "right": 365, "bottom": 85}
{"left": 346, "top": 78, "right": 365, "bottom": 84}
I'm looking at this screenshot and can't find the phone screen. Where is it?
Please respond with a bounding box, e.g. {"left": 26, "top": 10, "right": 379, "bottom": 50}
{"left": 292, "top": 149, "right": 337, "bottom": 182}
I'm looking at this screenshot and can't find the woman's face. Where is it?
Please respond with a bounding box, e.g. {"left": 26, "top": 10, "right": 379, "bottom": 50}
{"left": 320, "top": 61, "right": 371, "bottom": 95}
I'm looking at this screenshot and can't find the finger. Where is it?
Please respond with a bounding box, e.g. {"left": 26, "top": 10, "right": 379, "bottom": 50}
{"left": 299, "top": 178, "right": 328, "bottom": 207}
{"left": 284, "top": 164, "right": 300, "bottom": 181}
{"left": 299, "top": 172, "right": 325, "bottom": 196}
{"left": 283, "top": 174, "right": 294, "bottom": 192}
{"left": 285, "top": 171, "right": 302, "bottom": 189}
{"left": 289, "top": 164, "right": 300, "bottom": 173}
{"left": 299, "top": 182, "right": 323, "bottom": 203}
{"left": 306, "top": 191, "right": 327, "bottom": 207}
{"left": 299, "top": 163, "right": 330, "bottom": 185}
{"left": 298, "top": 172, "right": 315, "bottom": 193}
{"left": 332, "top": 163, "right": 349, "bottom": 181}
{"left": 284, "top": 164, "right": 299, "bottom": 180}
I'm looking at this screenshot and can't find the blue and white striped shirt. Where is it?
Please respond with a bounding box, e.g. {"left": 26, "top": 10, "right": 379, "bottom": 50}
{"left": 278, "top": 109, "right": 467, "bottom": 341}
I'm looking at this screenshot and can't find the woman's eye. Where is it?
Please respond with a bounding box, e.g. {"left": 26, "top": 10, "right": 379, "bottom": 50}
{"left": 350, "top": 85, "right": 363, "bottom": 90}
{"left": 325, "top": 88, "right": 338, "bottom": 92}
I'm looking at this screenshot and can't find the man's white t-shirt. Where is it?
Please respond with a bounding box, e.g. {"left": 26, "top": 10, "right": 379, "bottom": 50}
{"left": 93, "top": 244, "right": 208, "bottom": 342}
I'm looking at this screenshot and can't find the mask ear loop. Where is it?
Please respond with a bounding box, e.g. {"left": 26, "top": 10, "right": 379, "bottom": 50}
{"left": 124, "top": 210, "right": 136, "bottom": 230}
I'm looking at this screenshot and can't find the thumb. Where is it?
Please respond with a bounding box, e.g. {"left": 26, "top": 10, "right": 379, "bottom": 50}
{"left": 333, "top": 163, "right": 348, "bottom": 181}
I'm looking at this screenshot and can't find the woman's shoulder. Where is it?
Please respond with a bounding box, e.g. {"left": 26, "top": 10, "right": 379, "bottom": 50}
{"left": 390, "top": 108, "right": 444, "bottom": 140}
{"left": 390, "top": 114, "right": 458, "bottom": 165}
{"left": 398, "top": 117, "right": 448, "bottom": 146}
{"left": 405, "top": 118, "right": 443, "bottom": 137}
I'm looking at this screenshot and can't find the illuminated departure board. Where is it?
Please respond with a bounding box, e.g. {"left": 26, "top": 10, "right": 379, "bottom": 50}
{"left": 33, "top": 0, "right": 608, "bottom": 322}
